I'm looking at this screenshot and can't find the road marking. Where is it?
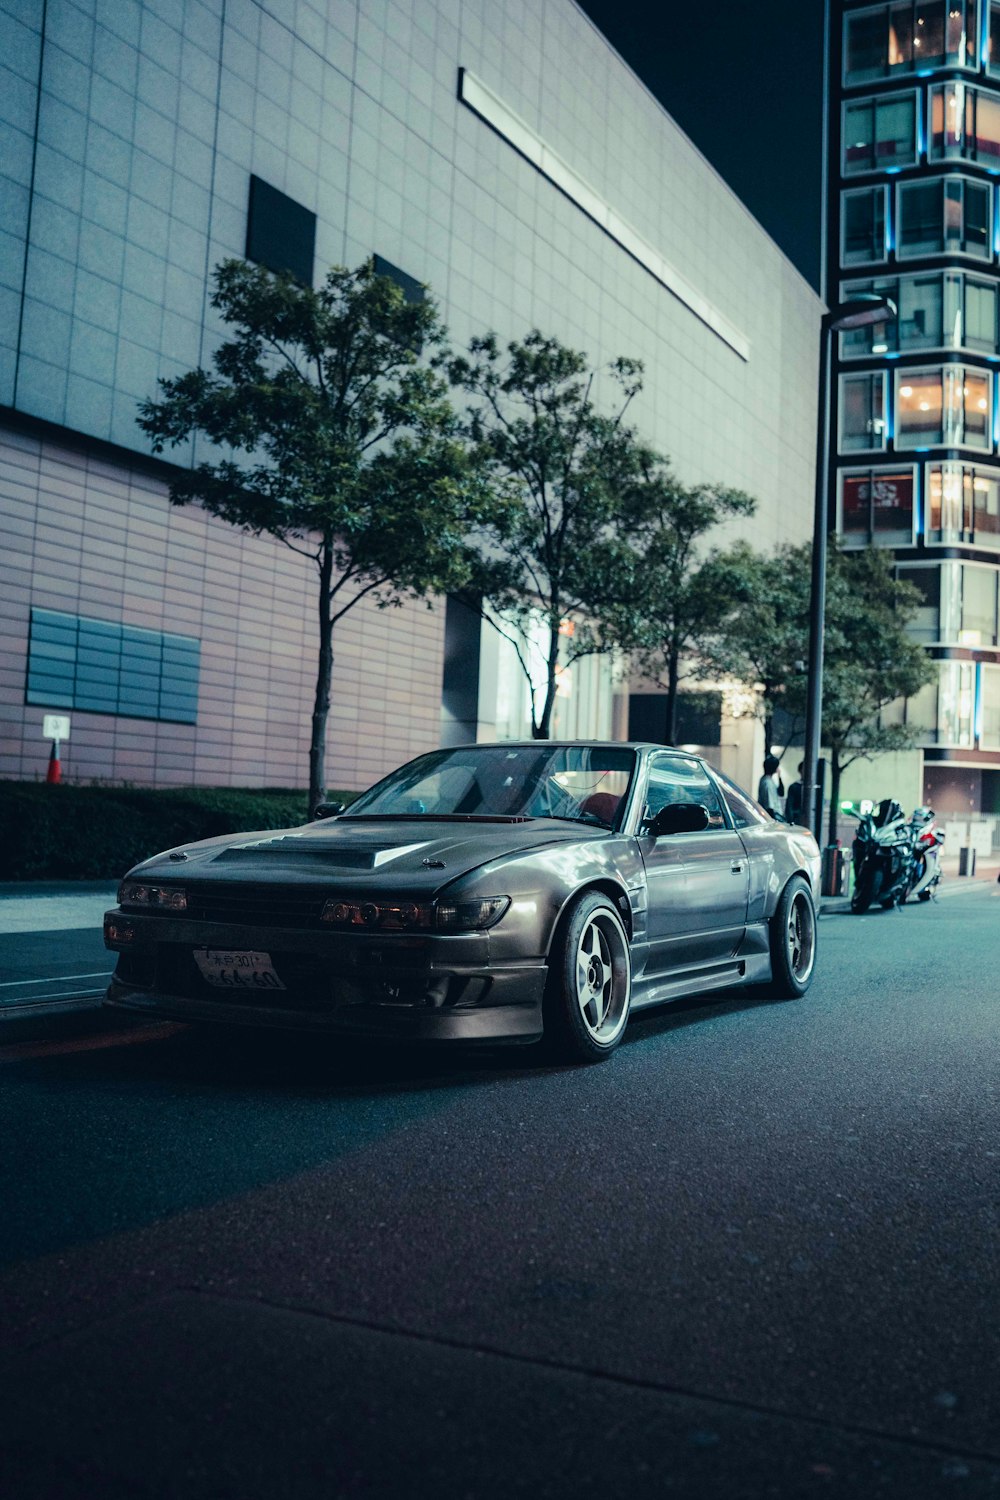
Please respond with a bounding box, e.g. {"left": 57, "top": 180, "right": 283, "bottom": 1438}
{"left": 2, "top": 987, "right": 107, "bottom": 1004}
{"left": 0, "top": 971, "right": 112, "bottom": 988}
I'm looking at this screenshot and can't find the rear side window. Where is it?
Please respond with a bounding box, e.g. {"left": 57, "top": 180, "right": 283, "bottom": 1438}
{"left": 714, "top": 772, "right": 768, "bottom": 829}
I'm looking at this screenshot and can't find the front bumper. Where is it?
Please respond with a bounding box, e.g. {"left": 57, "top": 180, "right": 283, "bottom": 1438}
{"left": 103, "top": 908, "right": 546, "bottom": 1044}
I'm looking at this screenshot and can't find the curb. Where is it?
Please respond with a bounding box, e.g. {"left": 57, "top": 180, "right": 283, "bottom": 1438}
{"left": 820, "top": 875, "right": 995, "bottom": 914}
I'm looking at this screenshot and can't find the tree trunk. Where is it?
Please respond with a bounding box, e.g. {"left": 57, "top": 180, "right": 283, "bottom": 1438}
{"left": 763, "top": 710, "right": 774, "bottom": 757}
{"left": 309, "top": 542, "right": 335, "bottom": 813}
{"left": 827, "top": 746, "right": 842, "bottom": 847}
{"left": 534, "top": 619, "right": 562, "bottom": 739}
{"left": 663, "top": 650, "right": 680, "bottom": 746}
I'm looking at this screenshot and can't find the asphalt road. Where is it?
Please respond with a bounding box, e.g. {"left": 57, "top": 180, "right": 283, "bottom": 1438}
{"left": 1, "top": 888, "right": 998, "bottom": 1498}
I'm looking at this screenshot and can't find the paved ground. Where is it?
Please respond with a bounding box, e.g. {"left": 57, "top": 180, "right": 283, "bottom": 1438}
{"left": 1, "top": 882, "right": 997, "bottom": 1497}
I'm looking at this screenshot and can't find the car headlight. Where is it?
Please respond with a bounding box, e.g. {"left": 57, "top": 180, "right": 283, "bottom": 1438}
{"left": 118, "top": 880, "right": 188, "bottom": 911}
{"left": 320, "top": 896, "right": 510, "bottom": 932}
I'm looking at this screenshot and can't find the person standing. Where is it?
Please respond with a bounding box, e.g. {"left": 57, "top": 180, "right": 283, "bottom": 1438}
{"left": 784, "top": 761, "right": 806, "bottom": 825}
{"left": 757, "top": 754, "right": 785, "bottom": 819}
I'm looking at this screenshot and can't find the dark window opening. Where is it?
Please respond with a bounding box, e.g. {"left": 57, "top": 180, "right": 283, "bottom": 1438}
{"left": 373, "top": 254, "right": 425, "bottom": 304}
{"left": 246, "top": 176, "right": 316, "bottom": 285}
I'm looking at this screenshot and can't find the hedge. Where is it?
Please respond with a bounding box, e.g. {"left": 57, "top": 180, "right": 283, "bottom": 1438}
{"left": 0, "top": 783, "right": 354, "bottom": 881}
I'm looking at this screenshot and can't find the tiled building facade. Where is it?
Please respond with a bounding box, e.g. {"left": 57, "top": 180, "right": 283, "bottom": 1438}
{"left": 832, "top": 0, "right": 1000, "bottom": 816}
{"left": 1, "top": 0, "right": 821, "bottom": 792}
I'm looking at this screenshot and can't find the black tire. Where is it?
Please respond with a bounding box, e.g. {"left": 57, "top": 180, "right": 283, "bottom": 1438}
{"left": 543, "top": 891, "right": 632, "bottom": 1063}
{"left": 850, "top": 863, "right": 882, "bottom": 914}
{"left": 917, "top": 889, "right": 933, "bottom": 902}
{"left": 769, "top": 878, "right": 817, "bottom": 999}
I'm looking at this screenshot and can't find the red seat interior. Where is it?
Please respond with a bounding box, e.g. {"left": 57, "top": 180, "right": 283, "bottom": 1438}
{"left": 579, "top": 791, "right": 621, "bottom": 825}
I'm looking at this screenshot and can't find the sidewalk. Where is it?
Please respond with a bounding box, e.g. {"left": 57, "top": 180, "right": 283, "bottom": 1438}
{"left": 819, "top": 859, "right": 999, "bottom": 912}
{"left": 0, "top": 881, "right": 118, "bottom": 934}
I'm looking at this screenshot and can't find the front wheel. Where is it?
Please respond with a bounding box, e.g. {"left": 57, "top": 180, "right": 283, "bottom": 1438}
{"left": 769, "top": 879, "right": 817, "bottom": 999}
{"left": 543, "top": 892, "right": 632, "bottom": 1063}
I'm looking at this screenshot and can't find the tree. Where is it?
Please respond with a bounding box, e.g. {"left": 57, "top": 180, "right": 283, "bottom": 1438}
{"left": 708, "top": 541, "right": 935, "bottom": 839}
{"left": 447, "top": 331, "right": 649, "bottom": 739}
{"left": 618, "top": 466, "right": 756, "bottom": 745}
{"left": 816, "top": 546, "right": 936, "bottom": 843}
{"left": 703, "top": 540, "right": 813, "bottom": 754}
{"left": 138, "top": 258, "right": 484, "bottom": 811}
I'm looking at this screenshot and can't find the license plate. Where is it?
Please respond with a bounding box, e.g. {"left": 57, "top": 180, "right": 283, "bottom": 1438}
{"left": 193, "top": 949, "right": 286, "bottom": 991}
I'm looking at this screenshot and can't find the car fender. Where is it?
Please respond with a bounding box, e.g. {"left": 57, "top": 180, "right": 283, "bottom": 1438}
{"left": 437, "top": 837, "right": 644, "bottom": 964}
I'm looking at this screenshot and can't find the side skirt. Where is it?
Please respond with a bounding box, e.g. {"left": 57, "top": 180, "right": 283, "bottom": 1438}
{"left": 630, "top": 947, "right": 772, "bottom": 1010}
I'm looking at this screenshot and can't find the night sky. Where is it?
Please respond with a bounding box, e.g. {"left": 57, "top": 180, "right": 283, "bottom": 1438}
{"left": 576, "top": 0, "right": 826, "bottom": 291}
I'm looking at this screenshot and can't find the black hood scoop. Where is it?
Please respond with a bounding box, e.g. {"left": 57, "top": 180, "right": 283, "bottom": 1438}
{"left": 215, "top": 836, "right": 429, "bottom": 871}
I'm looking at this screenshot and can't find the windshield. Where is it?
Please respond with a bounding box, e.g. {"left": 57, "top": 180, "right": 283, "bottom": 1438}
{"left": 343, "top": 745, "right": 637, "bottom": 827}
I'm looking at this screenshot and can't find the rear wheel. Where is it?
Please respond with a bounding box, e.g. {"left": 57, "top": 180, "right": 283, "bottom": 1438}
{"left": 543, "top": 892, "right": 632, "bottom": 1063}
{"left": 769, "top": 879, "right": 817, "bottom": 999}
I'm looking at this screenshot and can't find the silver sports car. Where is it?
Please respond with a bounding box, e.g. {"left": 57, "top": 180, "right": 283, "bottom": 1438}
{"left": 104, "top": 742, "right": 821, "bottom": 1062}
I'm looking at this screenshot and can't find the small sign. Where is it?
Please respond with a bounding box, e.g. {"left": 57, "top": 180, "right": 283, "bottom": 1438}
{"left": 42, "top": 714, "right": 70, "bottom": 741}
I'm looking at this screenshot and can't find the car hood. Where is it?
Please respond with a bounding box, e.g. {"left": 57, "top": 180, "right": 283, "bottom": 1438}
{"left": 131, "top": 816, "right": 614, "bottom": 893}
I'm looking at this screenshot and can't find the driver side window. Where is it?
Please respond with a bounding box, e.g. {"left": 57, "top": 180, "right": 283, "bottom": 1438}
{"left": 645, "top": 753, "right": 727, "bottom": 829}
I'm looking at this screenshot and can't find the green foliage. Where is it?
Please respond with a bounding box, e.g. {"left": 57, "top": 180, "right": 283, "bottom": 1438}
{"left": 447, "top": 331, "right": 649, "bottom": 738}
{"left": 702, "top": 540, "right": 814, "bottom": 748}
{"left": 707, "top": 540, "right": 936, "bottom": 839}
{"left": 0, "top": 783, "right": 351, "bottom": 881}
{"left": 138, "top": 258, "right": 487, "bottom": 809}
{"left": 818, "top": 547, "right": 935, "bottom": 837}
{"left": 617, "top": 465, "right": 757, "bottom": 744}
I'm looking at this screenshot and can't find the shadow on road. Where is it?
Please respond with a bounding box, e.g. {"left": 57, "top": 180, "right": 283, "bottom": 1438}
{"left": 0, "top": 984, "right": 789, "bottom": 1266}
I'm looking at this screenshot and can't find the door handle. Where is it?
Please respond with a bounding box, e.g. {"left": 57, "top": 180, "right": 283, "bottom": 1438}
{"left": 731, "top": 861, "right": 743, "bottom": 873}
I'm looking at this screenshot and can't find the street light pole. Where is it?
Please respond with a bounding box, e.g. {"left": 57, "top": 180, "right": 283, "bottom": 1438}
{"left": 801, "top": 294, "right": 897, "bottom": 846}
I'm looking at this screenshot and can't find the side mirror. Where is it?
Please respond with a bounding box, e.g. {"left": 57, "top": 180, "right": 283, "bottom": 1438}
{"left": 646, "top": 802, "right": 711, "bottom": 837}
{"left": 313, "top": 801, "right": 345, "bottom": 820}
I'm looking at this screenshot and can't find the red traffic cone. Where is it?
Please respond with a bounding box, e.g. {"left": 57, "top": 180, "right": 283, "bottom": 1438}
{"left": 46, "top": 740, "right": 61, "bottom": 784}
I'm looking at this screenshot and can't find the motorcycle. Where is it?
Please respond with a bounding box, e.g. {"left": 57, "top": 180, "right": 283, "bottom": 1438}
{"left": 846, "top": 798, "right": 916, "bottom": 913}
{"left": 907, "top": 805, "right": 945, "bottom": 902}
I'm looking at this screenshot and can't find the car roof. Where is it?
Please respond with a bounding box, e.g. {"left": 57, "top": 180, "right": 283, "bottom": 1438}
{"left": 440, "top": 741, "right": 703, "bottom": 759}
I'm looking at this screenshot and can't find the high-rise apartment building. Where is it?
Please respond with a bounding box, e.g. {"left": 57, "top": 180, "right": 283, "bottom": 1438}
{"left": 830, "top": 0, "right": 1000, "bottom": 816}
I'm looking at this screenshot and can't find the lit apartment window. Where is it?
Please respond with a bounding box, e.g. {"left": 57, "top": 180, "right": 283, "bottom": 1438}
{"left": 930, "top": 83, "right": 1000, "bottom": 165}
{"left": 938, "top": 659, "right": 976, "bottom": 744}
{"left": 839, "top": 371, "right": 888, "bottom": 451}
{"left": 895, "top": 366, "right": 992, "bottom": 448}
{"left": 897, "top": 563, "right": 943, "bottom": 641}
{"left": 840, "top": 466, "right": 917, "bottom": 539}
{"left": 959, "top": 563, "right": 1000, "bottom": 642}
{"left": 843, "top": 93, "right": 918, "bottom": 175}
{"left": 844, "top": 1, "right": 977, "bottom": 85}
{"left": 981, "top": 663, "right": 1000, "bottom": 745}
{"left": 896, "top": 176, "right": 991, "bottom": 259}
{"left": 841, "top": 272, "right": 1000, "bottom": 356}
{"left": 988, "top": 1, "right": 1000, "bottom": 74}
{"left": 842, "top": 186, "right": 889, "bottom": 264}
{"left": 840, "top": 277, "right": 901, "bottom": 354}
{"left": 926, "top": 462, "right": 1000, "bottom": 540}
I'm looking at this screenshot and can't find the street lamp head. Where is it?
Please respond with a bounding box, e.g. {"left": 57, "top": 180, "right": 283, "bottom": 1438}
{"left": 826, "top": 293, "right": 898, "bottom": 332}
